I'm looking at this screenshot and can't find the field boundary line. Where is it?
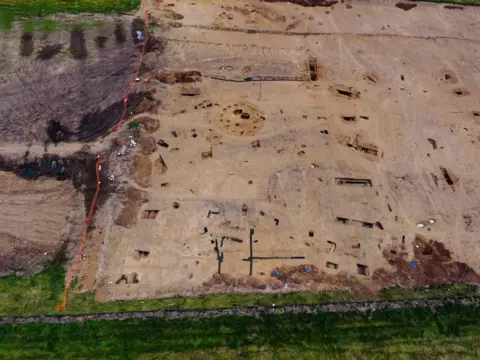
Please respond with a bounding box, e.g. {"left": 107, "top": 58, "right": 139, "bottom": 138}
{"left": 33, "top": 296, "right": 480, "bottom": 323}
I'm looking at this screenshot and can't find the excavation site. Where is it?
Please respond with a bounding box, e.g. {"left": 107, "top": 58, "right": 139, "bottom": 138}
{"left": 1, "top": 0, "right": 480, "bottom": 306}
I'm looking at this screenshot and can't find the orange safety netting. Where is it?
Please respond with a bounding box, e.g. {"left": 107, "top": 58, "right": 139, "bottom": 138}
{"left": 56, "top": 10, "right": 151, "bottom": 311}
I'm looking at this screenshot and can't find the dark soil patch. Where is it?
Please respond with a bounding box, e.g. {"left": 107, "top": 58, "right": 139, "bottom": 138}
{"left": 133, "top": 153, "right": 152, "bottom": 188}
{"left": 453, "top": 88, "right": 470, "bottom": 97}
{"left": 114, "top": 22, "right": 126, "bottom": 44}
{"left": 36, "top": 44, "right": 63, "bottom": 60}
{"left": 155, "top": 71, "right": 202, "bottom": 84}
{"left": 46, "top": 90, "right": 155, "bottom": 143}
{"left": 75, "top": 92, "right": 147, "bottom": 141}
{"left": 137, "top": 116, "right": 160, "bottom": 133}
{"left": 138, "top": 136, "right": 157, "bottom": 155}
{"left": 69, "top": 28, "right": 87, "bottom": 59}
{"left": 395, "top": 2, "right": 417, "bottom": 10}
{"left": 1, "top": 20, "right": 147, "bottom": 145}
{"left": 363, "top": 73, "right": 378, "bottom": 84}
{"left": 94, "top": 36, "right": 108, "bottom": 48}
{"left": 115, "top": 186, "right": 149, "bottom": 228}
{"left": 334, "top": 85, "right": 360, "bottom": 98}
{"left": 131, "top": 18, "right": 145, "bottom": 44}
{"left": 154, "top": 154, "right": 168, "bottom": 174}
{"left": 20, "top": 32, "right": 34, "bottom": 56}
{"left": 145, "top": 36, "right": 165, "bottom": 53}
{"left": 264, "top": 0, "right": 338, "bottom": 7}
{"left": 203, "top": 264, "right": 373, "bottom": 297}
{"left": 444, "top": 5, "right": 463, "bottom": 9}
{"left": 162, "top": 10, "right": 184, "bottom": 20}
{"left": 0, "top": 151, "right": 114, "bottom": 214}
{"left": 373, "top": 234, "right": 480, "bottom": 287}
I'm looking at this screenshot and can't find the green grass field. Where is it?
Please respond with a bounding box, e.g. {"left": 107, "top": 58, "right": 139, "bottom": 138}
{"left": 0, "top": 0, "right": 140, "bottom": 29}
{"left": 0, "top": 265, "right": 477, "bottom": 316}
{"left": 1, "top": 303, "right": 480, "bottom": 359}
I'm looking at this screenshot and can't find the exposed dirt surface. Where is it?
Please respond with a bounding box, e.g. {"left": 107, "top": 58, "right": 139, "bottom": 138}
{"left": 203, "top": 265, "right": 374, "bottom": 298}
{"left": 0, "top": 172, "right": 82, "bottom": 275}
{"left": 115, "top": 186, "right": 149, "bottom": 228}
{"left": 153, "top": 154, "right": 168, "bottom": 175}
{"left": 2, "top": 0, "right": 480, "bottom": 306}
{"left": 264, "top": 0, "right": 338, "bottom": 7}
{"left": 0, "top": 17, "right": 162, "bottom": 145}
{"left": 213, "top": 101, "right": 265, "bottom": 137}
{"left": 373, "top": 235, "right": 480, "bottom": 287}
{"left": 93, "top": 0, "right": 480, "bottom": 303}
{"left": 0, "top": 151, "right": 113, "bottom": 213}
{"left": 137, "top": 116, "right": 160, "bottom": 133}
{"left": 138, "top": 136, "right": 157, "bottom": 155}
{"left": 155, "top": 71, "right": 202, "bottom": 84}
{"left": 395, "top": 2, "right": 417, "bottom": 11}
{"left": 444, "top": 5, "right": 464, "bottom": 10}
{"left": 132, "top": 153, "right": 153, "bottom": 188}
{"left": 20, "top": 32, "right": 34, "bottom": 57}
{"left": 0, "top": 150, "right": 115, "bottom": 275}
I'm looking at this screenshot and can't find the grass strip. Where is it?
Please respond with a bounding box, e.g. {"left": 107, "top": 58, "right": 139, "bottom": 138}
{"left": 0, "top": 0, "right": 140, "bottom": 29}
{"left": 1, "top": 303, "right": 480, "bottom": 359}
{"left": 0, "top": 265, "right": 477, "bottom": 316}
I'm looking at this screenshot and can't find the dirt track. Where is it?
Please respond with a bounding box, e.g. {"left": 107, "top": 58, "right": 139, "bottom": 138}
{"left": 1, "top": 296, "right": 479, "bottom": 325}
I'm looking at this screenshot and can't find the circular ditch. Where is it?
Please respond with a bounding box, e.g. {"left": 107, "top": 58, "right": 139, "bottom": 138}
{"left": 213, "top": 101, "right": 265, "bottom": 137}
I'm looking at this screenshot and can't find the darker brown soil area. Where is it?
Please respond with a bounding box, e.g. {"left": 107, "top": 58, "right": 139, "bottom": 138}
{"left": 115, "top": 186, "right": 149, "bottom": 228}
{"left": 0, "top": 151, "right": 114, "bottom": 214}
{"left": 373, "top": 234, "right": 480, "bottom": 287}
{"left": 395, "top": 2, "right": 417, "bottom": 11}
{"left": 0, "top": 19, "right": 165, "bottom": 145}
{"left": 264, "top": 0, "right": 338, "bottom": 7}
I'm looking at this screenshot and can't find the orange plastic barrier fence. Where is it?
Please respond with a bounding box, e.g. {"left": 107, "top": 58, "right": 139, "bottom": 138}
{"left": 113, "top": 11, "right": 151, "bottom": 132}
{"left": 56, "top": 155, "right": 102, "bottom": 311}
{"left": 56, "top": 10, "right": 151, "bottom": 311}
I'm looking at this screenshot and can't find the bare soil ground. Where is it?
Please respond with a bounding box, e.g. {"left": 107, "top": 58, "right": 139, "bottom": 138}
{"left": 0, "top": 149, "right": 115, "bottom": 275}
{"left": 0, "top": 16, "right": 145, "bottom": 144}
{"left": 88, "top": 0, "right": 480, "bottom": 302}
{"left": 2, "top": 0, "right": 480, "bottom": 303}
{"left": 0, "top": 171, "right": 83, "bottom": 275}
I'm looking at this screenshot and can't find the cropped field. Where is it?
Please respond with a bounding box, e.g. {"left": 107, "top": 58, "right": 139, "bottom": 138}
{"left": 1, "top": 304, "right": 480, "bottom": 359}
{"left": 0, "top": 0, "right": 140, "bottom": 29}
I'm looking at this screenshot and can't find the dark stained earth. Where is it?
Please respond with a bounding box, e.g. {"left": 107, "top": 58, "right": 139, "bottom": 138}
{"left": 0, "top": 18, "right": 154, "bottom": 145}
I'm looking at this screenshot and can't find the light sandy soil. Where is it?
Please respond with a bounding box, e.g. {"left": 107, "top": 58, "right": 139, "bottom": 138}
{"left": 82, "top": 0, "right": 480, "bottom": 301}
{"left": 1, "top": 0, "right": 480, "bottom": 301}
{"left": 0, "top": 171, "right": 84, "bottom": 275}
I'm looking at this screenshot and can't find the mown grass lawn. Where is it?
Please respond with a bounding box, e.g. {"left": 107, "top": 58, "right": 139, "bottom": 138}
{"left": 1, "top": 304, "right": 480, "bottom": 359}
{"left": 0, "top": 265, "right": 477, "bottom": 316}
